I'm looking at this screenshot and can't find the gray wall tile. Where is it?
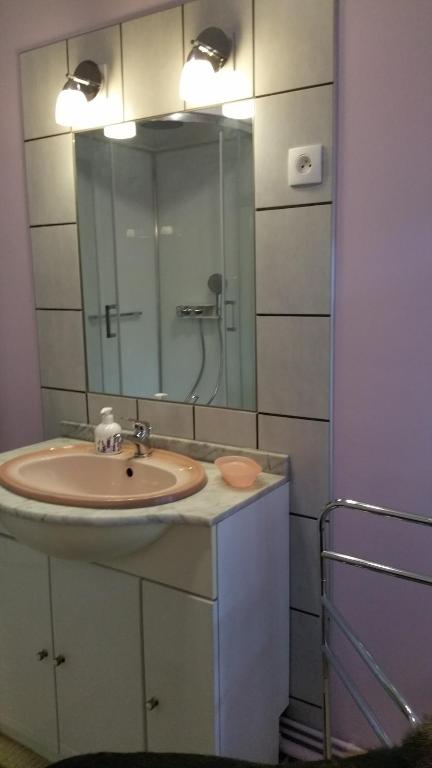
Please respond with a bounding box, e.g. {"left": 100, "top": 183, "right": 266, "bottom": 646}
{"left": 20, "top": 42, "right": 69, "bottom": 140}
{"left": 290, "top": 515, "right": 321, "bottom": 614}
{"left": 87, "top": 393, "right": 137, "bottom": 429}
{"left": 25, "top": 134, "right": 76, "bottom": 225}
{"left": 255, "top": 85, "right": 333, "bottom": 208}
{"left": 195, "top": 406, "right": 257, "bottom": 448}
{"left": 68, "top": 25, "right": 123, "bottom": 129}
{"left": 36, "top": 310, "right": 85, "bottom": 390}
{"left": 257, "top": 317, "right": 330, "bottom": 419}
{"left": 255, "top": 0, "right": 334, "bottom": 96}
{"left": 138, "top": 400, "right": 194, "bottom": 439}
{"left": 123, "top": 7, "right": 183, "bottom": 121}
{"left": 41, "top": 388, "right": 87, "bottom": 439}
{"left": 290, "top": 610, "right": 322, "bottom": 706}
{"left": 256, "top": 206, "right": 332, "bottom": 315}
{"left": 259, "top": 415, "right": 329, "bottom": 517}
{"left": 31, "top": 225, "right": 81, "bottom": 309}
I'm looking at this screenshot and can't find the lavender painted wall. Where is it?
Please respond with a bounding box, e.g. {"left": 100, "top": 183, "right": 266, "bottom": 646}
{"left": 333, "top": 0, "right": 432, "bottom": 746}
{"left": 0, "top": 0, "right": 178, "bottom": 452}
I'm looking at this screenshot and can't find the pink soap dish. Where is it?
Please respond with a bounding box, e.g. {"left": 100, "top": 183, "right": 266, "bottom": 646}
{"left": 215, "top": 456, "right": 262, "bottom": 489}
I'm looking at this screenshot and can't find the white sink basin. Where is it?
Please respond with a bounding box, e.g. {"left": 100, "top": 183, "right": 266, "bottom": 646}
{"left": 0, "top": 444, "right": 207, "bottom": 560}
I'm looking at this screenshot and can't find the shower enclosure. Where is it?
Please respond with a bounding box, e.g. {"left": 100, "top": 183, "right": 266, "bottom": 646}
{"left": 75, "top": 112, "right": 255, "bottom": 410}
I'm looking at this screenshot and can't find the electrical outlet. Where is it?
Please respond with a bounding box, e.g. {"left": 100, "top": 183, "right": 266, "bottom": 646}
{"left": 288, "top": 144, "right": 323, "bottom": 186}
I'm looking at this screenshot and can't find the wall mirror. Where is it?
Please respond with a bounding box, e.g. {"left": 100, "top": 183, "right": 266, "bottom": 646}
{"left": 74, "top": 107, "right": 256, "bottom": 411}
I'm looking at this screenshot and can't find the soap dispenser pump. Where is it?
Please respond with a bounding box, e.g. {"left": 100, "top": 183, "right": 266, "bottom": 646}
{"left": 95, "top": 407, "right": 122, "bottom": 454}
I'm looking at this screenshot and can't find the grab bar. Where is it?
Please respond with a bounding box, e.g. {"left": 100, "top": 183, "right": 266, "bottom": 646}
{"left": 320, "top": 499, "right": 431, "bottom": 758}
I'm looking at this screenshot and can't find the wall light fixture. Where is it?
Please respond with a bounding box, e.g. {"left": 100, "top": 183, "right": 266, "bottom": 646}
{"left": 180, "top": 27, "right": 232, "bottom": 102}
{"left": 222, "top": 98, "right": 255, "bottom": 120}
{"left": 103, "top": 121, "right": 137, "bottom": 140}
{"left": 55, "top": 60, "right": 103, "bottom": 127}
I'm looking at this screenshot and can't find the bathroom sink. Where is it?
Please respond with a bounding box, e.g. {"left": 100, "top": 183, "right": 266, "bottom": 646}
{"left": 0, "top": 444, "right": 207, "bottom": 560}
{"left": 0, "top": 444, "right": 206, "bottom": 508}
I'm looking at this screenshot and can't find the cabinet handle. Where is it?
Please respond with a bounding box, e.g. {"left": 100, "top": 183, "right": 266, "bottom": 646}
{"left": 37, "top": 649, "right": 48, "bottom": 661}
{"left": 146, "top": 697, "right": 159, "bottom": 711}
{"left": 54, "top": 654, "right": 66, "bottom": 667}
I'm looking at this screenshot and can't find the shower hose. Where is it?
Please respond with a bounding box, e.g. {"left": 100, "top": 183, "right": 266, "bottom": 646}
{"left": 185, "top": 317, "right": 224, "bottom": 405}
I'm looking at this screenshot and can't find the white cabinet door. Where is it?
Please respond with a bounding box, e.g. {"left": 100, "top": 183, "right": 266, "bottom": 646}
{"left": 50, "top": 559, "right": 144, "bottom": 756}
{"left": 142, "top": 581, "right": 218, "bottom": 754}
{"left": 0, "top": 537, "right": 58, "bottom": 756}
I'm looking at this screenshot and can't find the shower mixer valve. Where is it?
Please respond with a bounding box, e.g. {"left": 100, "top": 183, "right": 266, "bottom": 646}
{"left": 176, "top": 304, "right": 219, "bottom": 319}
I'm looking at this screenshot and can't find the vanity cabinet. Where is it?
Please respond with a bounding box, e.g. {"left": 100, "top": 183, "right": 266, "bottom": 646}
{"left": 50, "top": 559, "right": 144, "bottom": 756}
{"left": 142, "top": 582, "right": 217, "bottom": 754}
{"left": 0, "top": 537, "right": 57, "bottom": 756}
{"left": 0, "top": 541, "right": 144, "bottom": 758}
{"left": 0, "top": 482, "right": 289, "bottom": 764}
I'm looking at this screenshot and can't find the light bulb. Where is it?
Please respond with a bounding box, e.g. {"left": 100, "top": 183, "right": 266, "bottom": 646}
{"left": 104, "top": 121, "right": 137, "bottom": 140}
{"left": 55, "top": 88, "right": 87, "bottom": 127}
{"left": 179, "top": 58, "right": 215, "bottom": 102}
{"left": 222, "top": 99, "right": 255, "bottom": 120}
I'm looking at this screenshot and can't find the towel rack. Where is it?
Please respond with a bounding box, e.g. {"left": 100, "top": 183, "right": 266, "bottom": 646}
{"left": 320, "top": 499, "right": 432, "bottom": 758}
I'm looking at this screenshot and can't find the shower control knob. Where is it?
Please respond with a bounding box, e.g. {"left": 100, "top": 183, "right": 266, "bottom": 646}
{"left": 193, "top": 308, "right": 203, "bottom": 315}
{"left": 181, "top": 306, "right": 192, "bottom": 315}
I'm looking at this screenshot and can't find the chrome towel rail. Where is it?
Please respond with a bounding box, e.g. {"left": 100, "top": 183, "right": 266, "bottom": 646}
{"left": 320, "top": 499, "right": 431, "bottom": 758}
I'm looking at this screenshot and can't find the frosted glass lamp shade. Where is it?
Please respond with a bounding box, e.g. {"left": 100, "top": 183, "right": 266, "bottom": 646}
{"left": 103, "top": 122, "right": 137, "bottom": 140}
{"left": 179, "top": 58, "right": 215, "bottom": 102}
{"left": 55, "top": 88, "right": 87, "bottom": 127}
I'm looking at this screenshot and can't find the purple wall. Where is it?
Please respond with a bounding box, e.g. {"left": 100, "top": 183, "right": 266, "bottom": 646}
{"left": 0, "top": 0, "right": 177, "bottom": 452}
{"left": 332, "top": 0, "right": 432, "bottom": 747}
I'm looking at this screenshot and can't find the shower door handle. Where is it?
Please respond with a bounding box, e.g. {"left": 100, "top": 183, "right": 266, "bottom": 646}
{"left": 225, "top": 300, "right": 237, "bottom": 332}
{"left": 88, "top": 310, "right": 142, "bottom": 321}
{"left": 105, "top": 304, "right": 117, "bottom": 338}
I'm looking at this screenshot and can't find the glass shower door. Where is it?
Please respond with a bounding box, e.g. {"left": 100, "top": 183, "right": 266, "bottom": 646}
{"left": 75, "top": 112, "right": 256, "bottom": 409}
{"left": 75, "top": 136, "right": 160, "bottom": 396}
{"left": 75, "top": 136, "right": 121, "bottom": 394}
{"left": 222, "top": 126, "right": 255, "bottom": 411}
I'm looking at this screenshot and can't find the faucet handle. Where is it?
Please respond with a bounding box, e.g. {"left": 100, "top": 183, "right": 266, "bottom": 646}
{"left": 126, "top": 418, "right": 152, "bottom": 437}
{"left": 134, "top": 420, "right": 152, "bottom": 437}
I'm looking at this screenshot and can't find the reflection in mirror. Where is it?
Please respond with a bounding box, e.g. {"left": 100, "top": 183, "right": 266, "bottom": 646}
{"left": 74, "top": 110, "right": 256, "bottom": 410}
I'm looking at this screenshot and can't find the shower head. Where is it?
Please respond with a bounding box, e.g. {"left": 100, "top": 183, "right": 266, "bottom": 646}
{"left": 208, "top": 272, "right": 223, "bottom": 295}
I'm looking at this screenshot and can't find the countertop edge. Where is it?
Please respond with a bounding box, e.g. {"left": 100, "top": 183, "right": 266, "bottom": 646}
{"left": 0, "top": 438, "right": 289, "bottom": 528}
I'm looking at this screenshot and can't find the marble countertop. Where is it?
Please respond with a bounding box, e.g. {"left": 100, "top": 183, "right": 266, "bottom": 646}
{"left": 0, "top": 438, "right": 288, "bottom": 528}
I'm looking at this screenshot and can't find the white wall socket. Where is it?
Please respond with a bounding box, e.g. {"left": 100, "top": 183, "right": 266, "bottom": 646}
{"left": 288, "top": 144, "right": 323, "bottom": 186}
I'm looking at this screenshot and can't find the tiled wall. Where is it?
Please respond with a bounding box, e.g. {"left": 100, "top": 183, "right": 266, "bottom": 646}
{"left": 20, "top": 0, "right": 335, "bottom": 731}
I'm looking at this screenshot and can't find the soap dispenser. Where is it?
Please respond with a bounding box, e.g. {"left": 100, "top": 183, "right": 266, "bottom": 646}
{"left": 95, "top": 407, "right": 122, "bottom": 454}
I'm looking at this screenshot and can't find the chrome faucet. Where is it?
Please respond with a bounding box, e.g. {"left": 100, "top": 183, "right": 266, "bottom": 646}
{"left": 121, "top": 421, "right": 153, "bottom": 458}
